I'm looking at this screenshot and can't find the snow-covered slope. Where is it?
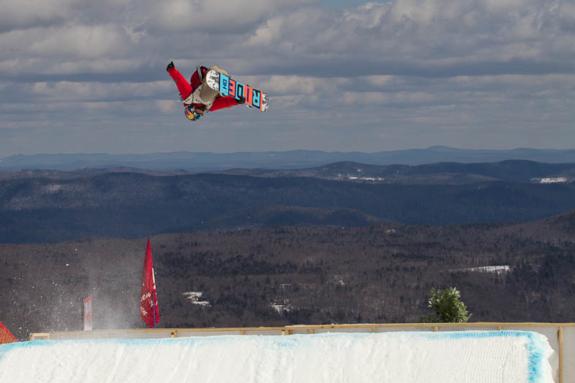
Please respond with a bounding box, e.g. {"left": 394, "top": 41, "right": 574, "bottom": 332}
{"left": 0, "top": 331, "right": 553, "bottom": 383}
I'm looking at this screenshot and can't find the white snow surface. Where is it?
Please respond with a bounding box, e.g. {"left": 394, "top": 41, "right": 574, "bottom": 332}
{"left": 0, "top": 331, "right": 553, "bottom": 383}
{"left": 536, "top": 177, "right": 569, "bottom": 184}
{"left": 270, "top": 302, "right": 292, "bottom": 313}
{"left": 182, "top": 291, "right": 210, "bottom": 306}
{"left": 458, "top": 265, "right": 511, "bottom": 274}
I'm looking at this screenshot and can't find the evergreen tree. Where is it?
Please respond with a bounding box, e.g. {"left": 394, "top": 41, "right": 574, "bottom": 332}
{"left": 424, "top": 287, "right": 471, "bottom": 323}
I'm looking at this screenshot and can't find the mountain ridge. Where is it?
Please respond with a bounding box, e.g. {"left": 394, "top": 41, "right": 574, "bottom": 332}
{"left": 3, "top": 147, "right": 575, "bottom": 171}
{"left": 1, "top": 164, "right": 575, "bottom": 243}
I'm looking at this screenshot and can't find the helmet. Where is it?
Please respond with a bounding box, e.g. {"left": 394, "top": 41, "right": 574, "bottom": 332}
{"left": 185, "top": 105, "right": 202, "bottom": 121}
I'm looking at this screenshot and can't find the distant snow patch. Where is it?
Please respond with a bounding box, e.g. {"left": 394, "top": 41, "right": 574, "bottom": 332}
{"left": 182, "top": 292, "right": 210, "bottom": 306}
{"left": 346, "top": 176, "right": 385, "bottom": 182}
{"left": 43, "top": 184, "right": 63, "bottom": 193}
{"left": 333, "top": 275, "right": 346, "bottom": 286}
{"left": 271, "top": 301, "right": 293, "bottom": 314}
{"left": 533, "top": 177, "right": 569, "bottom": 184}
{"left": 452, "top": 265, "right": 511, "bottom": 275}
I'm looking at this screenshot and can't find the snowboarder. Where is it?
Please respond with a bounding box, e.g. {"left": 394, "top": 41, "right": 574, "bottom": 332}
{"left": 166, "top": 62, "right": 244, "bottom": 121}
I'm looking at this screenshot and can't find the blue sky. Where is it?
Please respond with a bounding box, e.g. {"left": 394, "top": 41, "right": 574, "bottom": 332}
{"left": 0, "top": 0, "right": 574, "bottom": 157}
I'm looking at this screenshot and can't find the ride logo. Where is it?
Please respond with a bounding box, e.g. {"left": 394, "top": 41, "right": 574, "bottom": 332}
{"left": 219, "top": 73, "right": 262, "bottom": 110}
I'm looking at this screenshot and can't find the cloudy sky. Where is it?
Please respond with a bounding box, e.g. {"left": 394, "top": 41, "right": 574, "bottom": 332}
{"left": 1, "top": 0, "right": 574, "bottom": 156}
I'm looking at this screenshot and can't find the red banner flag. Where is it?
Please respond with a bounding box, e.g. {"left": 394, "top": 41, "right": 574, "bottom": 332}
{"left": 140, "top": 239, "right": 160, "bottom": 328}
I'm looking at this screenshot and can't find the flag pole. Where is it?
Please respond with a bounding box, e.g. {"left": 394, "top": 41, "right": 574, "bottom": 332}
{"left": 150, "top": 237, "right": 155, "bottom": 329}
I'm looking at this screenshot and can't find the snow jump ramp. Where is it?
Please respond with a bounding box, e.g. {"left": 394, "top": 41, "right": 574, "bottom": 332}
{"left": 0, "top": 326, "right": 559, "bottom": 383}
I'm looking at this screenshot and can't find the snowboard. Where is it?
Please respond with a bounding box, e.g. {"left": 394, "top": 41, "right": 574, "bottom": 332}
{"left": 206, "top": 69, "right": 269, "bottom": 112}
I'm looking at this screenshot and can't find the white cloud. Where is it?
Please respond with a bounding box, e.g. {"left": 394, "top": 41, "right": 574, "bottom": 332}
{"left": 2, "top": 0, "right": 570, "bottom": 79}
{"left": 263, "top": 76, "right": 346, "bottom": 95}
{"left": 0, "top": 0, "right": 574, "bottom": 154}
{"left": 0, "top": 26, "right": 133, "bottom": 78}
{"left": 388, "top": 0, "right": 439, "bottom": 25}
{"left": 27, "top": 80, "right": 169, "bottom": 101}
{"left": 341, "top": 90, "right": 435, "bottom": 106}
{"left": 365, "top": 76, "right": 395, "bottom": 87}
{"left": 246, "top": 17, "right": 284, "bottom": 46}
{"left": 156, "top": 99, "right": 178, "bottom": 113}
{"left": 0, "top": 0, "right": 78, "bottom": 31}
{"left": 483, "top": 0, "right": 524, "bottom": 12}
{"left": 147, "top": 0, "right": 314, "bottom": 33}
{"left": 29, "top": 25, "right": 129, "bottom": 58}
{"left": 243, "top": 0, "right": 573, "bottom": 77}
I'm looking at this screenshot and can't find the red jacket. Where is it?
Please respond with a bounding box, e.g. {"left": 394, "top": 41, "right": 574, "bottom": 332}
{"left": 168, "top": 65, "right": 240, "bottom": 112}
